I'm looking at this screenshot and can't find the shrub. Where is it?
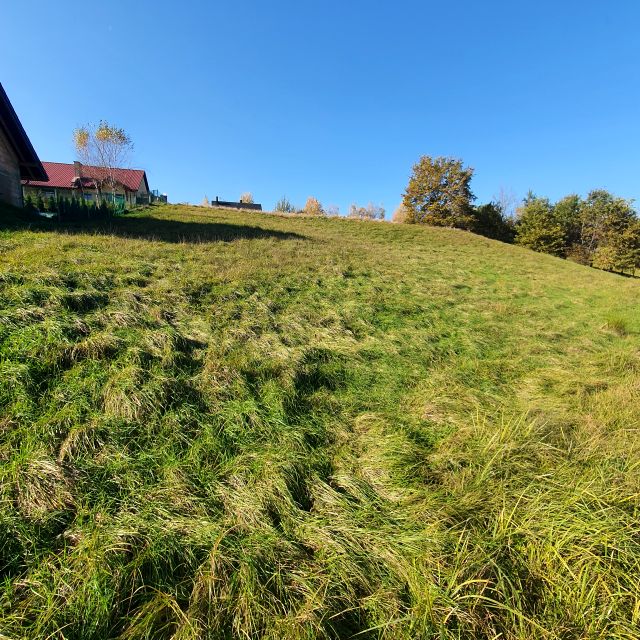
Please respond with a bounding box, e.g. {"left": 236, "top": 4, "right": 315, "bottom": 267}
{"left": 565, "top": 244, "right": 591, "bottom": 265}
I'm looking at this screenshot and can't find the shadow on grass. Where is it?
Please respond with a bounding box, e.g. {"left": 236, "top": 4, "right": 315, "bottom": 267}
{"left": 0, "top": 209, "right": 306, "bottom": 244}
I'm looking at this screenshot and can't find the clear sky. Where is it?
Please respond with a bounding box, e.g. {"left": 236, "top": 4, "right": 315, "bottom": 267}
{"left": 2, "top": 1, "right": 639, "bottom": 214}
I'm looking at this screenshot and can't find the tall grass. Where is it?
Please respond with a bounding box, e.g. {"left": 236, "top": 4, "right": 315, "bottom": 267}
{"left": 0, "top": 203, "right": 639, "bottom": 638}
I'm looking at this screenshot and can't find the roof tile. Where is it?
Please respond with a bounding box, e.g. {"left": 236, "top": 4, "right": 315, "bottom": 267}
{"left": 22, "top": 162, "right": 146, "bottom": 192}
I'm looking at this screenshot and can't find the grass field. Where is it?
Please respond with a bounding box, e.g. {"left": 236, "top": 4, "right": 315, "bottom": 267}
{"left": 0, "top": 203, "right": 639, "bottom": 639}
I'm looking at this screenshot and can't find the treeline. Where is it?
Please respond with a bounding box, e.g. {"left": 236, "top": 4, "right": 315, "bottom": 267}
{"left": 273, "top": 196, "right": 386, "bottom": 220}
{"left": 401, "top": 156, "right": 640, "bottom": 275}
{"left": 24, "top": 193, "right": 125, "bottom": 221}
{"left": 515, "top": 190, "right": 639, "bottom": 272}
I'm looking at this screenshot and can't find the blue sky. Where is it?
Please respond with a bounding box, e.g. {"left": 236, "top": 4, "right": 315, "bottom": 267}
{"left": 2, "top": 1, "right": 639, "bottom": 214}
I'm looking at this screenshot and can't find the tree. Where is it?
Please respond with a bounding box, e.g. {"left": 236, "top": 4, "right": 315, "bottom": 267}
{"left": 23, "top": 194, "right": 35, "bottom": 212}
{"left": 73, "top": 121, "right": 133, "bottom": 200}
{"left": 240, "top": 192, "right": 254, "bottom": 204}
{"left": 591, "top": 222, "right": 640, "bottom": 274}
{"left": 470, "top": 202, "right": 515, "bottom": 242}
{"left": 403, "top": 155, "right": 475, "bottom": 228}
{"left": 582, "top": 192, "right": 640, "bottom": 273}
{"left": 392, "top": 203, "right": 408, "bottom": 223}
{"left": 325, "top": 205, "right": 341, "bottom": 217}
{"left": 553, "top": 194, "right": 582, "bottom": 248}
{"left": 303, "top": 197, "right": 324, "bottom": 216}
{"left": 46, "top": 196, "right": 57, "bottom": 214}
{"left": 514, "top": 195, "right": 566, "bottom": 256}
{"left": 348, "top": 202, "right": 385, "bottom": 220}
{"left": 578, "top": 190, "right": 636, "bottom": 255}
{"left": 493, "top": 186, "right": 518, "bottom": 219}
{"left": 274, "top": 196, "right": 295, "bottom": 213}
{"left": 201, "top": 195, "right": 210, "bottom": 207}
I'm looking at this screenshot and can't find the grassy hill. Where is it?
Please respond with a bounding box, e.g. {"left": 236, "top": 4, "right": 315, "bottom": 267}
{"left": 1, "top": 203, "right": 639, "bottom": 639}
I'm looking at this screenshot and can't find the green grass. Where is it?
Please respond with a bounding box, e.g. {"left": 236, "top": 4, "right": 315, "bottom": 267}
{"left": 0, "top": 203, "right": 639, "bottom": 639}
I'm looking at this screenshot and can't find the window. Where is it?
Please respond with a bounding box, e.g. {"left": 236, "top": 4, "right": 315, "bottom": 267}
{"left": 102, "top": 193, "right": 125, "bottom": 204}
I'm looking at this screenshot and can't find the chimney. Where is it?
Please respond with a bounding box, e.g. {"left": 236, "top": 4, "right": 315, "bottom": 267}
{"left": 73, "top": 161, "right": 83, "bottom": 178}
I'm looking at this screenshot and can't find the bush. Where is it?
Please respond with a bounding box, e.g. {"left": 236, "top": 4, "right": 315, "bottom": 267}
{"left": 565, "top": 244, "right": 591, "bottom": 265}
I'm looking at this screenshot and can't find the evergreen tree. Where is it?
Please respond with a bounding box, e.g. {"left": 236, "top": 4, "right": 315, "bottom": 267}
{"left": 471, "top": 203, "right": 515, "bottom": 242}
{"left": 553, "top": 194, "right": 582, "bottom": 248}
{"left": 515, "top": 196, "right": 566, "bottom": 256}
{"left": 46, "top": 196, "right": 57, "bottom": 214}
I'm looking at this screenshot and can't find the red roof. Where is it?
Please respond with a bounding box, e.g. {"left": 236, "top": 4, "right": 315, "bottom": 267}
{"left": 22, "top": 162, "right": 147, "bottom": 192}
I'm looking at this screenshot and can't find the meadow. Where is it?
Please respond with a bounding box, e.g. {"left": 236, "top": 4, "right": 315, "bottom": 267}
{"left": 0, "top": 203, "right": 639, "bottom": 639}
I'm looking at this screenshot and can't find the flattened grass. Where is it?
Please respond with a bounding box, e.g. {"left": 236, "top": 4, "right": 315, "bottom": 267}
{"left": 0, "top": 203, "right": 639, "bottom": 638}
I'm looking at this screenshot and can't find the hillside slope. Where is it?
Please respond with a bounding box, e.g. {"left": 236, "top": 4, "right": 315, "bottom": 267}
{"left": 1, "top": 204, "right": 639, "bottom": 639}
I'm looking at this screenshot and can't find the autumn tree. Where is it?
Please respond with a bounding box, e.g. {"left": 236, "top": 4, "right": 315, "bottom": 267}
{"left": 303, "top": 197, "right": 324, "bottom": 216}
{"left": 240, "top": 192, "right": 254, "bottom": 204}
{"left": 73, "top": 121, "right": 134, "bottom": 200}
{"left": 392, "top": 203, "right": 408, "bottom": 223}
{"left": 403, "top": 155, "right": 475, "bottom": 227}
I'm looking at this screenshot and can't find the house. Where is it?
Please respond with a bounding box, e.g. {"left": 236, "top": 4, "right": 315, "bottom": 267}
{"left": 209, "top": 196, "right": 263, "bottom": 211}
{"left": 0, "top": 83, "right": 47, "bottom": 207}
{"left": 22, "top": 161, "right": 151, "bottom": 207}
